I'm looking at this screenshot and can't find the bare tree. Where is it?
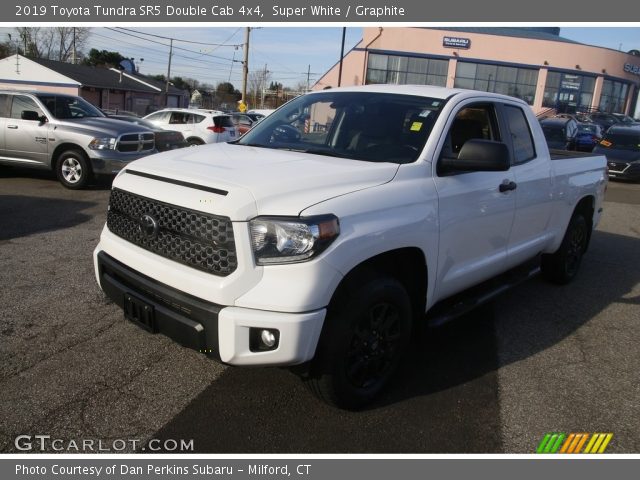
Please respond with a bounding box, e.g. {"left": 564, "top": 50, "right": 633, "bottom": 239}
{"left": 14, "top": 27, "right": 89, "bottom": 62}
{"left": 248, "top": 68, "right": 271, "bottom": 109}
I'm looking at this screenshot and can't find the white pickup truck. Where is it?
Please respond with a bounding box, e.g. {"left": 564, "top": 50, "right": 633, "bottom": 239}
{"left": 94, "top": 85, "right": 607, "bottom": 408}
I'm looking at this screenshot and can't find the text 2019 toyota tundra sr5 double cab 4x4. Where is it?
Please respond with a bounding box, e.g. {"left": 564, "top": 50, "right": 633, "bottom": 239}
{"left": 93, "top": 85, "right": 607, "bottom": 408}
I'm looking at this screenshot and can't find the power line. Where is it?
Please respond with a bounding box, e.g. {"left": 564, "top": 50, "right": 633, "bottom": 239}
{"left": 116, "top": 27, "right": 242, "bottom": 48}
{"left": 105, "top": 27, "right": 239, "bottom": 64}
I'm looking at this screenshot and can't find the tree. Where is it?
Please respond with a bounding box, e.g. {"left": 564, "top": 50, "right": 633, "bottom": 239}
{"left": 248, "top": 69, "right": 271, "bottom": 109}
{"left": 216, "top": 82, "right": 237, "bottom": 95}
{"left": 0, "top": 40, "right": 14, "bottom": 58}
{"left": 83, "top": 49, "right": 125, "bottom": 68}
{"left": 15, "top": 27, "right": 89, "bottom": 62}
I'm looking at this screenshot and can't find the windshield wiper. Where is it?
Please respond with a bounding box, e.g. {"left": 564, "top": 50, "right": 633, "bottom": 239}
{"left": 299, "top": 148, "right": 353, "bottom": 159}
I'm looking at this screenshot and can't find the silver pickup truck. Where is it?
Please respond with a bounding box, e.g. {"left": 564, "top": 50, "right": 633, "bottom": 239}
{"left": 0, "top": 91, "right": 156, "bottom": 188}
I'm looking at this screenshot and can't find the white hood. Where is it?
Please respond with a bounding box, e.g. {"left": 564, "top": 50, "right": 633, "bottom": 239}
{"left": 116, "top": 142, "right": 399, "bottom": 220}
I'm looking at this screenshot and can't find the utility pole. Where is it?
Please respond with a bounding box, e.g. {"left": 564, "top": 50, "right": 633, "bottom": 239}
{"left": 260, "top": 63, "right": 268, "bottom": 109}
{"left": 241, "top": 27, "right": 250, "bottom": 108}
{"left": 72, "top": 27, "right": 77, "bottom": 64}
{"left": 228, "top": 49, "right": 236, "bottom": 83}
{"left": 338, "top": 27, "right": 346, "bottom": 87}
{"left": 307, "top": 65, "right": 311, "bottom": 92}
{"left": 165, "top": 38, "right": 173, "bottom": 105}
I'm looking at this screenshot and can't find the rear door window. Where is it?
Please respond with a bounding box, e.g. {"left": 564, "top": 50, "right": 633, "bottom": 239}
{"left": 0, "top": 94, "right": 8, "bottom": 117}
{"left": 188, "top": 114, "right": 206, "bottom": 124}
{"left": 503, "top": 105, "right": 536, "bottom": 164}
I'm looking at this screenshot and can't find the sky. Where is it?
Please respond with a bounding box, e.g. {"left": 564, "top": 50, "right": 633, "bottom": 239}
{"left": 1, "top": 27, "right": 639, "bottom": 90}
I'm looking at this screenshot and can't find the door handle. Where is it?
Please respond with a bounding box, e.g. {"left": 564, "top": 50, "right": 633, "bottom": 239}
{"left": 7, "top": 125, "right": 18, "bottom": 129}
{"left": 499, "top": 181, "right": 517, "bottom": 193}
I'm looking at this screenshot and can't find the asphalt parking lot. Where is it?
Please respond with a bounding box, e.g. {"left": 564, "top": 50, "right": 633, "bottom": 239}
{"left": 0, "top": 167, "right": 638, "bottom": 453}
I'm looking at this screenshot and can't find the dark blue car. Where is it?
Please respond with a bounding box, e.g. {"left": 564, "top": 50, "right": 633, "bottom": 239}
{"left": 575, "top": 123, "right": 604, "bottom": 152}
{"left": 593, "top": 125, "right": 640, "bottom": 181}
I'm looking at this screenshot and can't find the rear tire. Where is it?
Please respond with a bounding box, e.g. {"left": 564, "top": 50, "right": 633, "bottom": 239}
{"left": 55, "top": 150, "right": 92, "bottom": 189}
{"left": 305, "top": 275, "right": 412, "bottom": 409}
{"left": 541, "top": 212, "right": 589, "bottom": 285}
{"left": 187, "top": 138, "right": 205, "bottom": 146}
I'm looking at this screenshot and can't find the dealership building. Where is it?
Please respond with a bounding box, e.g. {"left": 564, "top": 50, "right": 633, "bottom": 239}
{"left": 316, "top": 27, "right": 640, "bottom": 117}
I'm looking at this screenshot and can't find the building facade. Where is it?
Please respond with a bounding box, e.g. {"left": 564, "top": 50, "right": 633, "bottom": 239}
{"left": 0, "top": 55, "right": 189, "bottom": 116}
{"left": 316, "top": 27, "right": 640, "bottom": 117}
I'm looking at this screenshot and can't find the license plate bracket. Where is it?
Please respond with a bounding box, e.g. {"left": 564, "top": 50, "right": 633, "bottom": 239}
{"left": 123, "top": 293, "right": 157, "bottom": 333}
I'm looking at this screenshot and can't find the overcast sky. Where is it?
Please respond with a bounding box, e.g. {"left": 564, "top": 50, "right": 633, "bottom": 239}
{"left": 1, "top": 27, "right": 638, "bottom": 89}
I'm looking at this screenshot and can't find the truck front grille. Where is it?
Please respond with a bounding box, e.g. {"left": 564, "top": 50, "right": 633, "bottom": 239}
{"left": 106, "top": 188, "right": 237, "bottom": 276}
{"left": 117, "top": 133, "right": 155, "bottom": 153}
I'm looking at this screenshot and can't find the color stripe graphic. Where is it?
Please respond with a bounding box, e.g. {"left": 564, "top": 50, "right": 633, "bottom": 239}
{"left": 536, "top": 433, "right": 613, "bottom": 453}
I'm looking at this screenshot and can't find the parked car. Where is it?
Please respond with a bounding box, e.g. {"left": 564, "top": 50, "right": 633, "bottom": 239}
{"left": 589, "top": 112, "right": 621, "bottom": 132}
{"left": 611, "top": 113, "right": 638, "bottom": 125}
{"left": 108, "top": 115, "right": 188, "bottom": 152}
{"left": 95, "top": 85, "right": 606, "bottom": 409}
{"left": 593, "top": 124, "right": 640, "bottom": 181}
{"left": 247, "top": 108, "right": 275, "bottom": 118}
{"left": 575, "top": 123, "right": 604, "bottom": 152}
{"left": 143, "top": 108, "right": 238, "bottom": 146}
{"left": 0, "top": 90, "right": 155, "bottom": 188}
{"left": 230, "top": 113, "right": 254, "bottom": 135}
{"left": 245, "top": 112, "right": 266, "bottom": 123}
{"left": 539, "top": 117, "right": 579, "bottom": 150}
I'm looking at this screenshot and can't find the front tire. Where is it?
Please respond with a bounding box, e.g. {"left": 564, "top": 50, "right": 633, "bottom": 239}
{"left": 305, "top": 276, "right": 412, "bottom": 409}
{"left": 541, "top": 212, "right": 589, "bottom": 285}
{"left": 56, "top": 150, "right": 92, "bottom": 189}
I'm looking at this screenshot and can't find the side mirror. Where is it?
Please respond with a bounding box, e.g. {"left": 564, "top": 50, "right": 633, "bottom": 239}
{"left": 21, "top": 110, "right": 44, "bottom": 122}
{"left": 440, "top": 139, "right": 511, "bottom": 173}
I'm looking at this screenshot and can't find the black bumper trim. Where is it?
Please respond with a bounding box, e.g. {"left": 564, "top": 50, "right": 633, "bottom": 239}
{"left": 97, "top": 251, "right": 222, "bottom": 360}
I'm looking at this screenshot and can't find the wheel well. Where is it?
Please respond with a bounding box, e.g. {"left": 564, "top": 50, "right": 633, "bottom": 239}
{"left": 186, "top": 137, "right": 205, "bottom": 145}
{"left": 574, "top": 195, "right": 595, "bottom": 250}
{"left": 330, "top": 248, "right": 428, "bottom": 324}
{"left": 51, "top": 143, "right": 87, "bottom": 170}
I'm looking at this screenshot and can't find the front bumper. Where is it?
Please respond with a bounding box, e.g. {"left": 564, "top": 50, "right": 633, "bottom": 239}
{"left": 95, "top": 251, "right": 325, "bottom": 366}
{"left": 89, "top": 150, "right": 156, "bottom": 175}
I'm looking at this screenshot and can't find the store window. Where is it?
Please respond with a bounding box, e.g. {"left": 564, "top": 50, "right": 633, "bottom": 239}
{"left": 454, "top": 62, "right": 538, "bottom": 105}
{"left": 599, "top": 79, "right": 630, "bottom": 113}
{"left": 542, "top": 71, "right": 595, "bottom": 113}
{"left": 366, "top": 53, "right": 448, "bottom": 87}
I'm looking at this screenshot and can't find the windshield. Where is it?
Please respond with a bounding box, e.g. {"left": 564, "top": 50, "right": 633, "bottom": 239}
{"left": 236, "top": 91, "right": 445, "bottom": 164}
{"left": 37, "top": 94, "right": 104, "bottom": 119}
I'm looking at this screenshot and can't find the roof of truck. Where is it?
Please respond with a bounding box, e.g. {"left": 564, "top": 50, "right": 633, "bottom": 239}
{"left": 308, "top": 84, "right": 528, "bottom": 105}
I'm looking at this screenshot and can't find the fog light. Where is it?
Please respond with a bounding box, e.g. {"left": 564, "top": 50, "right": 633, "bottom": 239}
{"left": 261, "top": 329, "right": 276, "bottom": 348}
{"left": 249, "top": 327, "right": 280, "bottom": 352}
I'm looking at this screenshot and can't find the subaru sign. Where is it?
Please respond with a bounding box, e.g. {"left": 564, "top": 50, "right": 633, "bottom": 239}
{"left": 443, "top": 36, "right": 471, "bottom": 49}
{"left": 624, "top": 63, "right": 640, "bottom": 76}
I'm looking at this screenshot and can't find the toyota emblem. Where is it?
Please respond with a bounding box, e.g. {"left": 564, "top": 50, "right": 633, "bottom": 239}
{"left": 139, "top": 214, "right": 159, "bottom": 239}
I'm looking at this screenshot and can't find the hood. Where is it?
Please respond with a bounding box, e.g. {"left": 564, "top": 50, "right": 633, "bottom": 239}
{"left": 119, "top": 142, "right": 399, "bottom": 219}
{"left": 53, "top": 117, "right": 151, "bottom": 137}
{"left": 593, "top": 146, "right": 640, "bottom": 163}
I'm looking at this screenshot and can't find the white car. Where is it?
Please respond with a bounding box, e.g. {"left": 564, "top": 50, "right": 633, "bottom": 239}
{"left": 143, "top": 108, "right": 238, "bottom": 146}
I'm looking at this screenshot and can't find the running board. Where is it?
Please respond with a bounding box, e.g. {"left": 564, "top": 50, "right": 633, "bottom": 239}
{"left": 426, "top": 260, "right": 541, "bottom": 328}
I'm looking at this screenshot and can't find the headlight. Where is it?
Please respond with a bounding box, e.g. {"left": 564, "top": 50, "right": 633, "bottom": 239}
{"left": 249, "top": 215, "right": 340, "bottom": 265}
{"left": 88, "top": 137, "right": 117, "bottom": 150}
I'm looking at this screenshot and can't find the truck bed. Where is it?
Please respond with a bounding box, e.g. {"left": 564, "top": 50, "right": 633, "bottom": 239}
{"left": 550, "top": 149, "right": 600, "bottom": 161}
